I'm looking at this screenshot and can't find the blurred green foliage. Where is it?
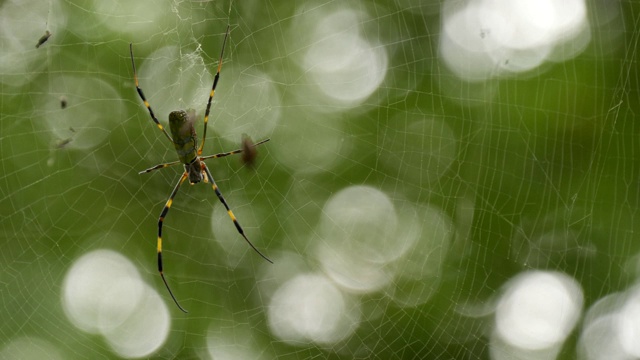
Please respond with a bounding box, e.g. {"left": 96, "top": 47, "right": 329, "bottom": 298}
{"left": 1, "top": 0, "right": 640, "bottom": 359}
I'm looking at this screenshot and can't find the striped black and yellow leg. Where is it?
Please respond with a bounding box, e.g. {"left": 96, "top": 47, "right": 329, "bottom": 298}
{"left": 138, "top": 137, "right": 270, "bottom": 174}
{"left": 198, "top": 25, "right": 231, "bottom": 156}
{"left": 139, "top": 160, "right": 182, "bottom": 174}
{"left": 199, "top": 138, "right": 270, "bottom": 161}
{"left": 158, "top": 172, "right": 189, "bottom": 313}
{"left": 129, "top": 43, "right": 174, "bottom": 144}
{"left": 202, "top": 164, "right": 273, "bottom": 264}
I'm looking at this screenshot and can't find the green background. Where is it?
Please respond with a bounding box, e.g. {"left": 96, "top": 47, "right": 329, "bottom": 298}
{"left": 1, "top": 0, "right": 639, "bottom": 359}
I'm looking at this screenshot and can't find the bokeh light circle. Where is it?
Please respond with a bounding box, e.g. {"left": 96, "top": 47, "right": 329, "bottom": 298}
{"left": 37, "top": 75, "right": 124, "bottom": 150}
{"left": 439, "top": 0, "right": 590, "bottom": 81}
{"left": 62, "top": 249, "right": 171, "bottom": 358}
{"left": 62, "top": 249, "right": 145, "bottom": 334}
{"left": 102, "top": 284, "right": 171, "bottom": 358}
{"left": 0, "top": 0, "right": 65, "bottom": 87}
{"left": 268, "top": 273, "right": 361, "bottom": 345}
{"left": 136, "top": 45, "right": 212, "bottom": 121}
{"left": 304, "top": 18, "right": 387, "bottom": 105}
{"left": 387, "top": 204, "right": 453, "bottom": 307}
{"left": 319, "top": 185, "right": 399, "bottom": 263}
{"left": 214, "top": 64, "right": 280, "bottom": 143}
{"left": 291, "top": 5, "right": 388, "bottom": 109}
{"left": 0, "top": 337, "right": 63, "bottom": 360}
{"left": 495, "top": 271, "right": 583, "bottom": 350}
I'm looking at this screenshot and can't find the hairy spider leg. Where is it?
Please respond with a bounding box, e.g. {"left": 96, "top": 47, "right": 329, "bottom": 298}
{"left": 202, "top": 163, "right": 273, "bottom": 263}
{"left": 199, "top": 24, "right": 230, "bottom": 156}
{"left": 130, "top": 43, "right": 174, "bottom": 144}
{"left": 157, "top": 172, "right": 189, "bottom": 313}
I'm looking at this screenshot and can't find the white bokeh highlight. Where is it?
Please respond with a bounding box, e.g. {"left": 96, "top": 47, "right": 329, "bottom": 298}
{"left": 618, "top": 289, "right": 640, "bottom": 358}
{"left": 303, "top": 10, "right": 388, "bottom": 106}
{"left": 206, "top": 324, "right": 265, "bottom": 360}
{"left": 0, "top": 0, "right": 65, "bottom": 87}
{"left": 136, "top": 45, "right": 213, "bottom": 122}
{"left": 317, "top": 186, "right": 410, "bottom": 293}
{"left": 578, "top": 285, "right": 640, "bottom": 360}
{"left": 262, "top": 185, "right": 456, "bottom": 346}
{"left": 62, "top": 249, "right": 171, "bottom": 358}
{"left": 578, "top": 314, "right": 627, "bottom": 360}
{"left": 62, "top": 250, "right": 145, "bottom": 334}
{"left": 494, "top": 271, "right": 583, "bottom": 352}
{"left": 320, "top": 186, "right": 401, "bottom": 263}
{"left": 102, "top": 285, "right": 171, "bottom": 359}
{"left": 387, "top": 204, "right": 453, "bottom": 307}
{"left": 268, "top": 273, "right": 361, "bottom": 345}
{"left": 36, "top": 75, "right": 124, "bottom": 151}
{"left": 273, "top": 2, "right": 390, "bottom": 174}
{"left": 290, "top": 5, "right": 388, "bottom": 109}
{"left": 0, "top": 337, "right": 63, "bottom": 360}
{"left": 440, "top": 0, "right": 590, "bottom": 81}
{"left": 67, "top": 0, "right": 168, "bottom": 41}
{"left": 214, "top": 65, "right": 280, "bottom": 143}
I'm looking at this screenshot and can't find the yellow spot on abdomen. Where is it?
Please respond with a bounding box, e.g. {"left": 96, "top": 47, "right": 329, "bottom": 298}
{"left": 157, "top": 237, "right": 162, "bottom": 252}
{"left": 166, "top": 199, "right": 173, "bottom": 208}
{"left": 228, "top": 210, "right": 237, "bottom": 221}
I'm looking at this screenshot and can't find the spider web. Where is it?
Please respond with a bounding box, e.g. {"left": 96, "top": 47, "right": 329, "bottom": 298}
{"left": 1, "top": 0, "right": 639, "bottom": 359}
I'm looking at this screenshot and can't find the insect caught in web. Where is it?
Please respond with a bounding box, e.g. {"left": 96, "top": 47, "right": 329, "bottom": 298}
{"left": 130, "top": 25, "right": 272, "bottom": 313}
{"left": 240, "top": 134, "right": 260, "bottom": 168}
{"left": 36, "top": 30, "right": 51, "bottom": 48}
{"left": 60, "top": 96, "right": 68, "bottom": 109}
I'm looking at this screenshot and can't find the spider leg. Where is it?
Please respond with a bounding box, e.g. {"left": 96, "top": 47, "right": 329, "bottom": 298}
{"left": 158, "top": 172, "right": 189, "bottom": 313}
{"left": 199, "top": 138, "right": 270, "bottom": 161}
{"left": 129, "top": 43, "right": 174, "bottom": 144}
{"left": 139, "top": 160, "right": 182, "bottom": 174}
{"left": 199, "top": 25, "right": 230, "bottom": 156}
{"left": 202, "top": 163, "right": 273, "bottom": 263}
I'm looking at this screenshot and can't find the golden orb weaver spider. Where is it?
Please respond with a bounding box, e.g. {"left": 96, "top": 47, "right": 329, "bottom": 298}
{"left": 130, "top": 25, "right": 272, "bottom": 313}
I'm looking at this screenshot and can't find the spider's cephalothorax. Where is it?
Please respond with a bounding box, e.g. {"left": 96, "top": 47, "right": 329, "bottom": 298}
{"left": 130, "top": 24, "right": 272, "bottom": 313}
{"left": 169, "top": 110, "right": 203, "bottom": 184}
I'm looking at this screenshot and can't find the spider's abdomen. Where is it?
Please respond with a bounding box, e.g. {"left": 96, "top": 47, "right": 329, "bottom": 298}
{"left": 169, "top": 110, "right": 199, "bottom": 165}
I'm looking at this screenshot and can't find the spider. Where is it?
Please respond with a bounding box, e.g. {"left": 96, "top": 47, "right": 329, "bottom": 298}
{"left": 130, "top": 25, "right": 272, "bottom": 313}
